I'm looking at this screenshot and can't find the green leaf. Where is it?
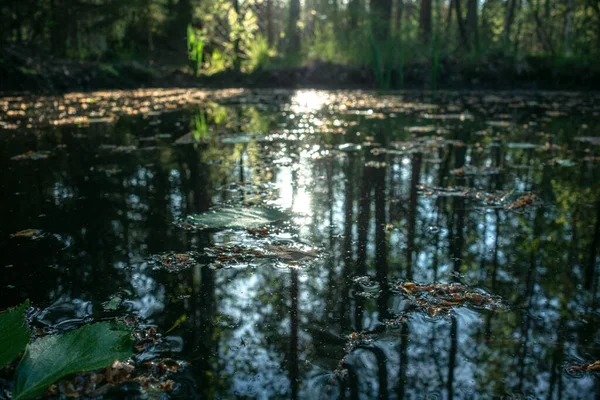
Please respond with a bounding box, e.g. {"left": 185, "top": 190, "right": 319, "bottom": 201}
{"left": 0, "top": 300, "right": 30, "bottom": 369}
{"left": 13, "top": 322, "right": 133, "bottom": 400}
{"left": 178, "top": 206, "right": 289, "bottom": 230}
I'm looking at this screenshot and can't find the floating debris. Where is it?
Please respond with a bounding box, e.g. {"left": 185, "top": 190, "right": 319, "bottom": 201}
{"left": 148, "top": 251, "right": 201, "bottom": 272}
{"left": 450, "top": 166, "right": 501, "bottom": 176}
{"left": 204, "top": 243, "right": 318, "bottom": 268}
{"left": 568, "top": 361, "right": 600, "bottom": 373}
{"left": 338, "top": 143, "right": 362, "bottom": 151}
{"left": 507, "top": 142, "right": 542, "bottom": 150}
{"left": 506, "top": 193, "right": 537, "bottom": 209}
{"left": 395, "top": 282, "right": 507, "bottom": 317}
{"left": 486, "top": 120, "right": 513, "bottom": 128}
{"left": 11, "top": 151, "right": 51, "bottom": 161}
{"left": 325, "top": 331, "right": 376, "bottom": 393}
{"left": 49, "top": 358, "right": 183, "bottom": 398}
{"left": 407, "top": 125, "right": 437, "bottom": 134}
{"left": 383, "top": 313, "right": 409, "bottom": 327}
{"left": 576, "top": 137, "right": 600, "bottom": 145}
{"left": 103, "top": 296, "right": 123, "bottom": 312}
{"left": 175, "top": 206, "right": 289, "bottom": 231}
{"left": 99, "top": 144, "right": 138, "bottom": 153}
{"left": 204, "top": 245, "right": 266, "bottom": 268}
{"left": 9, "top": 229, "right": 44, "bottom": 240}
{"left": 264, "top": 244, "right": 319, "bottom": 263}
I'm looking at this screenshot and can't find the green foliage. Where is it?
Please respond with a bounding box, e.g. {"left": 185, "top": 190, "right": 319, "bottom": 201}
{"left": 0, "top": 300, "right": 30, "bottom": 369}
{"left": 207, "top": 49, "right": 230, "bottom": 74}
{"left": 187, "top": 25, "right": 204, "bottom": 77}
{"left": 99, "top": 63, "right": 120, "bottom": 78}
{"left": 180, "top": 206, "right": 289, "bottom": 230}
{"left": 13, "top": 322, "right": 133, "bottom": 400}
{"left": 192, "top": 109, "right": 209, "bottom": 141}
{"left": 244, "top": 35, "right": 273, "bottom": 73}
{"left": 369, "top": 33, "right": 392, "bottom": 90}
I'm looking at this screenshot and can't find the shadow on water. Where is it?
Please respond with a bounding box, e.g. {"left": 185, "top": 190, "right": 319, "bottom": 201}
{"left": 1, "top": 89, "right": 600, "bottom": 398}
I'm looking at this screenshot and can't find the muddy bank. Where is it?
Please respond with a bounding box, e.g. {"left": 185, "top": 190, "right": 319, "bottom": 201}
{"left": 2, "top": 44, "right": 600, "bottom": 94}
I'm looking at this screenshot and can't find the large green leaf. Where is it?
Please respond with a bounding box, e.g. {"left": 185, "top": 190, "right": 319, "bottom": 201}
{"left": 178, "top": 206, "right": 289, "bottom": 230}
{"left": 13, "top": 322, "right": 133, "bottom": 400}
{"left": 0, "top": 300, "right": 30, "bottom": 369}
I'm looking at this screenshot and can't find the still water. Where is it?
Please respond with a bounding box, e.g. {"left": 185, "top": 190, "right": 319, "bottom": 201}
{"left": 1, "top": 89, "right": 600, "bottom": 399}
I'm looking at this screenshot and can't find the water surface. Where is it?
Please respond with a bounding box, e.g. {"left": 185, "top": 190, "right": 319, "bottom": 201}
{"left": 1, "top": 89, "right": 600, "bottom": 399}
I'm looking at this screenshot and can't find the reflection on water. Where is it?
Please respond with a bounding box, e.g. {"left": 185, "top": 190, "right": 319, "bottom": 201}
{"left": 1, "top": 89, "right": 600, "bottom": 398}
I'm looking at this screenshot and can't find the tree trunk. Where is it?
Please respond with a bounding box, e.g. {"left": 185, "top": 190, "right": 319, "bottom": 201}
{"left": 455, "top": 0, "right": 470, "bottom": 50}
{"left": 266, "top": 0, "right": 274, "bottom": 45}
{"left": 233, "top": 0, "right": 241, "bottom": 70}
{"left": 174, "top": 0, "right": 193, "bottom": 55}
{"left": 564, "top": 0, "right": 574, "bottom": 54}
{"left": 287, "top": 0, "right": 301, "bottom": 53}
{"left": 420, "top": 0, "right": 432, "bottom": 44}
{"left": 51, "top": 0, "right": 69, "bottom": 57}
{"left": 349, "top": 0, "right": 360, "bottom": 29}
{"left": 372, "top": 0, "right": 393, "bottom": 41}
{"left": 395, "top": 0, "right": 404, "bottom": 37}
{"left": 446, "top": 0, "right": 454, "bottom": 46}
{"left": 466, "top": 0, "right": 478, "bottom": 50}
{"left": 504, "top": 0, "right": 517, "bottom": 45}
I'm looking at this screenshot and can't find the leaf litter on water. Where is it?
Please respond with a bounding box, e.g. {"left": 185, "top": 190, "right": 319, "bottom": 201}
{"left": 9, "top": 229, "right": 44, "bottom": 240}
{"left": 10, "top": 151, "right": 51, "bottom": 161}
{"left": 147, "top": 251, "right": 201, "bottom": 272}
{"left": 568, "top": 361, "right": 600, "bottom": 373}
{"left": 204, "top": 242, "right": 319, "bottom": 269}
{"left": 395, "top": 282, "right": 508, "bottom": 317}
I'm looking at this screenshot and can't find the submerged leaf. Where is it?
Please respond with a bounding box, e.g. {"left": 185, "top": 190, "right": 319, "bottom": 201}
{"left": 13, "top": 322, "right": 133, "bottom": 400}
{"left": 176, "top": 206, "right": 289, "bottom": 231}
{"left": 0, "top": 300, "right": 30, "bottom": 368}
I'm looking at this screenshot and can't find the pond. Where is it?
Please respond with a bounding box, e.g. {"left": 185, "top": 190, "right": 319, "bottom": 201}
{"left": 1, "top": 89, "right": 600, "bottom": 399}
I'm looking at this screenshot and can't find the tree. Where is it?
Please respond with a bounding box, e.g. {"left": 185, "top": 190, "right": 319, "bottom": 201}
{"left": 420, "top": 0, "right": 432, "bottom": 44}
{"left": 287, "top": 0, "right": 301, "bottom": 54}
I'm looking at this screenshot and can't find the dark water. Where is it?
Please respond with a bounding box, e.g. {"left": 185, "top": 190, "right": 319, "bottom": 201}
{"left": 1, "top": 89, "right": 600, "bottom": 399}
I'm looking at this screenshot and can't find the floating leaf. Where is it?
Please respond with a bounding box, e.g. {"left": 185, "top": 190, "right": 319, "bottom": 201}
{"left": 176, "top": 207, "right": 288, "bottom": 231}
{"left": 13, "top": 322, "right": 133, "bottom": 400}
{"left": 507, "top": 142, "right": 541, "bottom": 150}
{"left": 0, "top": 300, "right": 30, "bottom": 368}
{"left": 549, "top": 158, "right": 577, "bottom": 167}
{"left": 11, "top": 151, "right": 51, "bottom": 161}
{"left": 51, "top": 358, "right": 183, "bottom": 398}
{"left": 576, "top": 137, "right": 600, "bottom": 145}
{"left": 103, "top": 296, "right": 122, "bottom": 312}
{"left": 338, "top": 143, "right": 362, "bottom": 151}
{"left": 264, "top": 244, "right": 319, "bottom": 263}
{"left": 221, "top": 134, "right": 257, "bottom": 144}
{"left": 569, "top": 361, "right": 600, "bottom": 373}
{"left": 506, "top": 193, "right": 537, "bottom": 209}
{"left": 9, "top": 229, "right": 44, "bottom": 240}
{"left": 148, "top": 251, "right": 201, "bottom": 272}
{"left": 395, "top": 282, "right": 507, "bottom": 317}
